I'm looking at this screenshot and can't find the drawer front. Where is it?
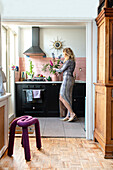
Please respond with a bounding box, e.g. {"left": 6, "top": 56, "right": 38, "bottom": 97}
{"left": 72, "top": 97, "right": 85, "bottom": 117}
{"left": 22, "top": 109, "right": 47, "bottom": 117}
{"left": 22, "top": 84, "right": 46, "bottom": 89}
{"left": 22, "top": 103, "right": 45, "bottom": 111}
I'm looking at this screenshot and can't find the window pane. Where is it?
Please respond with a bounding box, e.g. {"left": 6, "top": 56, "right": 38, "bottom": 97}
{"left": 2, "top": 27, "right": 7, "bottom": 91}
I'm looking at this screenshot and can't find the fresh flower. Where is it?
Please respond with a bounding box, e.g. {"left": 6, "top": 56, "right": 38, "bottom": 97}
{"left": 42, "top": 58, "right": 61, "bottom": 74}
{"left": 11, "top": 65, "right": 16, "bottom": 70}
{"left": 50, "top": 60, "right": 53, "bottom": 66}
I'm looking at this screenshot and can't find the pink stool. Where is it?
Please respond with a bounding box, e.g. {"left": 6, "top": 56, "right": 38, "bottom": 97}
{"left": 8, "top": 116, "right": 41, "bottom": 161}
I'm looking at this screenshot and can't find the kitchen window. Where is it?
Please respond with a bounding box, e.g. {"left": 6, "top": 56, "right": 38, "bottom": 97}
{"left": 1, "top": 25, "right": 18, "bottom": 117}
{"left": 2, "top": 26, "right": 7, "bottom": 91}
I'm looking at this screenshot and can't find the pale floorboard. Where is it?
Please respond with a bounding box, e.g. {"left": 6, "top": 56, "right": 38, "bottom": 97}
{"left": 1, "top": 138, "right": 113, "bottom": 169}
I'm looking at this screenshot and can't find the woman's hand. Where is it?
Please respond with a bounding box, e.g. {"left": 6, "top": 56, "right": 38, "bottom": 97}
{"left": 53, "top": 68, "right": 59, "bottom": 75}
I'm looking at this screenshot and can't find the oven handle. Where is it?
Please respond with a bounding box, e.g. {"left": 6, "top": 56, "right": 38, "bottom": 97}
{"left": 23, "top": 89, "right": 45, "bottom": 92}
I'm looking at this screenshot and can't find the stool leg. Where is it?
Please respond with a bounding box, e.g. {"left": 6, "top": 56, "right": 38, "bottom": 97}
{"left": 35, "top": 120, "right": 41, "bottom": 149}
{"left": 21, "top": 132, "right": 24, "bottom": 147}
{"left": 8, "top": 121, "right": 17, "bottom": 156}
{"left": 22, "top": 127, "right": 31, "bottom": 161}
{"left": 8, "top": 116, "right": 26, "bottom": 157}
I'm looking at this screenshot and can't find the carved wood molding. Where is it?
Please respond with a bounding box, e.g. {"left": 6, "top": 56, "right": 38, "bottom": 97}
{"left": 96, "top": 8, "right": 113, "bottom": 25}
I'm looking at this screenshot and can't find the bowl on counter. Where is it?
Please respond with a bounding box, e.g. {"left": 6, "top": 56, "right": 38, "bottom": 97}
{"left": 33, "top": 77, "right": 45, "bottom": 81}
{"left": 23, "top": 77, "right": 46, "bottom": 81}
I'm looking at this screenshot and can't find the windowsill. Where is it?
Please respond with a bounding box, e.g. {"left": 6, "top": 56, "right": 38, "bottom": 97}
{"left": 9, "top": 113, "right": 15, "bottom": 123}
{"left": 0, "top": 93, "right": 11, "bottom": 102}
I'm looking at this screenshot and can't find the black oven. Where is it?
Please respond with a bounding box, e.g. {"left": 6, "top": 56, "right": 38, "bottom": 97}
{"left": 21, "top": 84, "right": 46, "bottom": 117}
{"left": 22, "top": 85, "right": 45, "bottom": 104}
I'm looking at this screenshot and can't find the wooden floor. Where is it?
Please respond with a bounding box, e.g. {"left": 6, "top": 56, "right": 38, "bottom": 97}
{"left": 0, "top": 138, "right": 113, "bottom": 169}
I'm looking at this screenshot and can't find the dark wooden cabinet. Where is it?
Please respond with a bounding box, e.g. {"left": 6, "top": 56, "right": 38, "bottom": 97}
{"left": 98, "top": 0, "right": 113, "bottom": 14}
{"left": 94, "top": 7, "right": 113, "bottom": 158}
{"left": 15, "top": 82, "right": 86, "bottom": 118}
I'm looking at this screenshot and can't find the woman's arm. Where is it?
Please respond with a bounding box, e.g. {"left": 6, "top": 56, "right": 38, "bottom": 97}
{"left": 55, "top": 60, "right": 69, "bottom": 73}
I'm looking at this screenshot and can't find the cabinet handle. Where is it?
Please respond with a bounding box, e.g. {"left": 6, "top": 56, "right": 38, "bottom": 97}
{"left": 33, "top": 107, "right": 35, "bottom": 110}
{"left": 52, "top": 84, "right": 57, "bottom": 86}
{"left": 74, "top": 99, "right": 76, "bottom": 101}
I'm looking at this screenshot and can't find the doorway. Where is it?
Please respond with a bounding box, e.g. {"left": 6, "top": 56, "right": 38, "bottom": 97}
{"left": 2, "top": 19, "right": 97, "bottom": 140}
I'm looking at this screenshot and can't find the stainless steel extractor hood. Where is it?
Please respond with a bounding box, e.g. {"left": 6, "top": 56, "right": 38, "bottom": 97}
{"left": 23, "top": 27, "right": 46, "bottom": 56}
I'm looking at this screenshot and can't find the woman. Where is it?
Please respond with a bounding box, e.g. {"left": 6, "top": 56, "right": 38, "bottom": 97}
{"left": 53, "top": 48, "right": 77, "bottom": 122}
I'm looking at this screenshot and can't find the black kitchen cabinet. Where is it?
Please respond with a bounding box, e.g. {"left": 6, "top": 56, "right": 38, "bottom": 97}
{"left": 46, "top": 83, "right": 60, "bottom": 117}
{"left": 15, "top": 82, "right": 86, "bottom": 117}
{"left": 15, "top": 84, "right": 22, "bottom": 117}
{"left": 72, "top": 83, "right": 86, "bottom": 117}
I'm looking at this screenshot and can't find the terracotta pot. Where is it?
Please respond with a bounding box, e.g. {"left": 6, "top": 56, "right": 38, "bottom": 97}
{"left": 58, "top": 73, "right": 63, "bottom": 81}
{"left": 58, "top": 74, "right": 63, "bottom": 81}
{"left": 52, "top": 73, "right": 58, "bottom": 81}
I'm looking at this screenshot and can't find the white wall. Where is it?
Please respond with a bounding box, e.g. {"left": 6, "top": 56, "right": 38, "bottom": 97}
{"left": 20, "top": 27, "right": 86, "bottom": 58}
{"left": 1, "top": 0, "right": 99, "bottom": 19}
{"left": 19, "top": 28, "right": 32, "bottom": 58}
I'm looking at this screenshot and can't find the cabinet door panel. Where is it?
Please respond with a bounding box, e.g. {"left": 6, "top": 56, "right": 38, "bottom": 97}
{"left": 109, "top": 20, "right": 113, "bottom": 81}
{"left": 15, "top": 84, "right": 22, "bottom": 117}
{"left": 46, "top": 84, "right": 60, "bottom": 117}
{"left": 72, "top": 97, "right": 85, "bottom": 117}
{"left": 73, "top": 84, "right": 85, "bottom": 97}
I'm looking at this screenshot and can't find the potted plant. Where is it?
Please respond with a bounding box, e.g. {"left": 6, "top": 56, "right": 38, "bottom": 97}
{"left": 42, "top": 59, "right": 61, "bottom": 81}
{"left": 26, "top": 60, "right": 34, "bottom": 79}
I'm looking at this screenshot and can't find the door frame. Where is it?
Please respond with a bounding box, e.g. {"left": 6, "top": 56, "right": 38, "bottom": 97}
{"left": 86, "top": 20, "right": 97, "bottom": 140}
{"left": 1, "top": 18, "right": 97, "bottom": 139}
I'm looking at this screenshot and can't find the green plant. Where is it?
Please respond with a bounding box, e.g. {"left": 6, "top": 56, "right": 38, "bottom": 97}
{"left": 26, "top": 60, "right": 34, "bottom": 78}
{"left": 42, "top": 59, "right": 61, "bottom": 74}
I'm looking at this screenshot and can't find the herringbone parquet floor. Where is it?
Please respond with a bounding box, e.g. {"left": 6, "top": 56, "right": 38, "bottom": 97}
{"left": 0, "top": 138, "right": 113, "bottom": 169}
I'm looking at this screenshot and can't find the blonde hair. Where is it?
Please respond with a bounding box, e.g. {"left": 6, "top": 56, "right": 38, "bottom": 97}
{"left": 63, "top": 48, "right": 75, "bottom": 63}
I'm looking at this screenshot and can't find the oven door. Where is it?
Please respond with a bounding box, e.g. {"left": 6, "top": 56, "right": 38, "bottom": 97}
{"left": 22, "top": 84, "right": 46, "bottom": 105}
{"left": 21, "top": 84, "right": 46, "bottom": 117}
{"left": 23, "top": 88, "right": 45, "bottom": 104}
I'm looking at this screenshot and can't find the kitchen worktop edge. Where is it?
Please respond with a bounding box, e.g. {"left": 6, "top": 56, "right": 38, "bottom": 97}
{"left": 15, "top": 80, "right": 86, "bottom": 84}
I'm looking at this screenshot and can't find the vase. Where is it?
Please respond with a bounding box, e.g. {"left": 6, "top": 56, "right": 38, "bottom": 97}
{"left": 52, "top": 73, "right": 58, "bottom": 81}
{"left": 58, "top": 74, "right": 61, "bottom": 81}
{"left": 58, "top": 73, "right": 63, "bottom": 81}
